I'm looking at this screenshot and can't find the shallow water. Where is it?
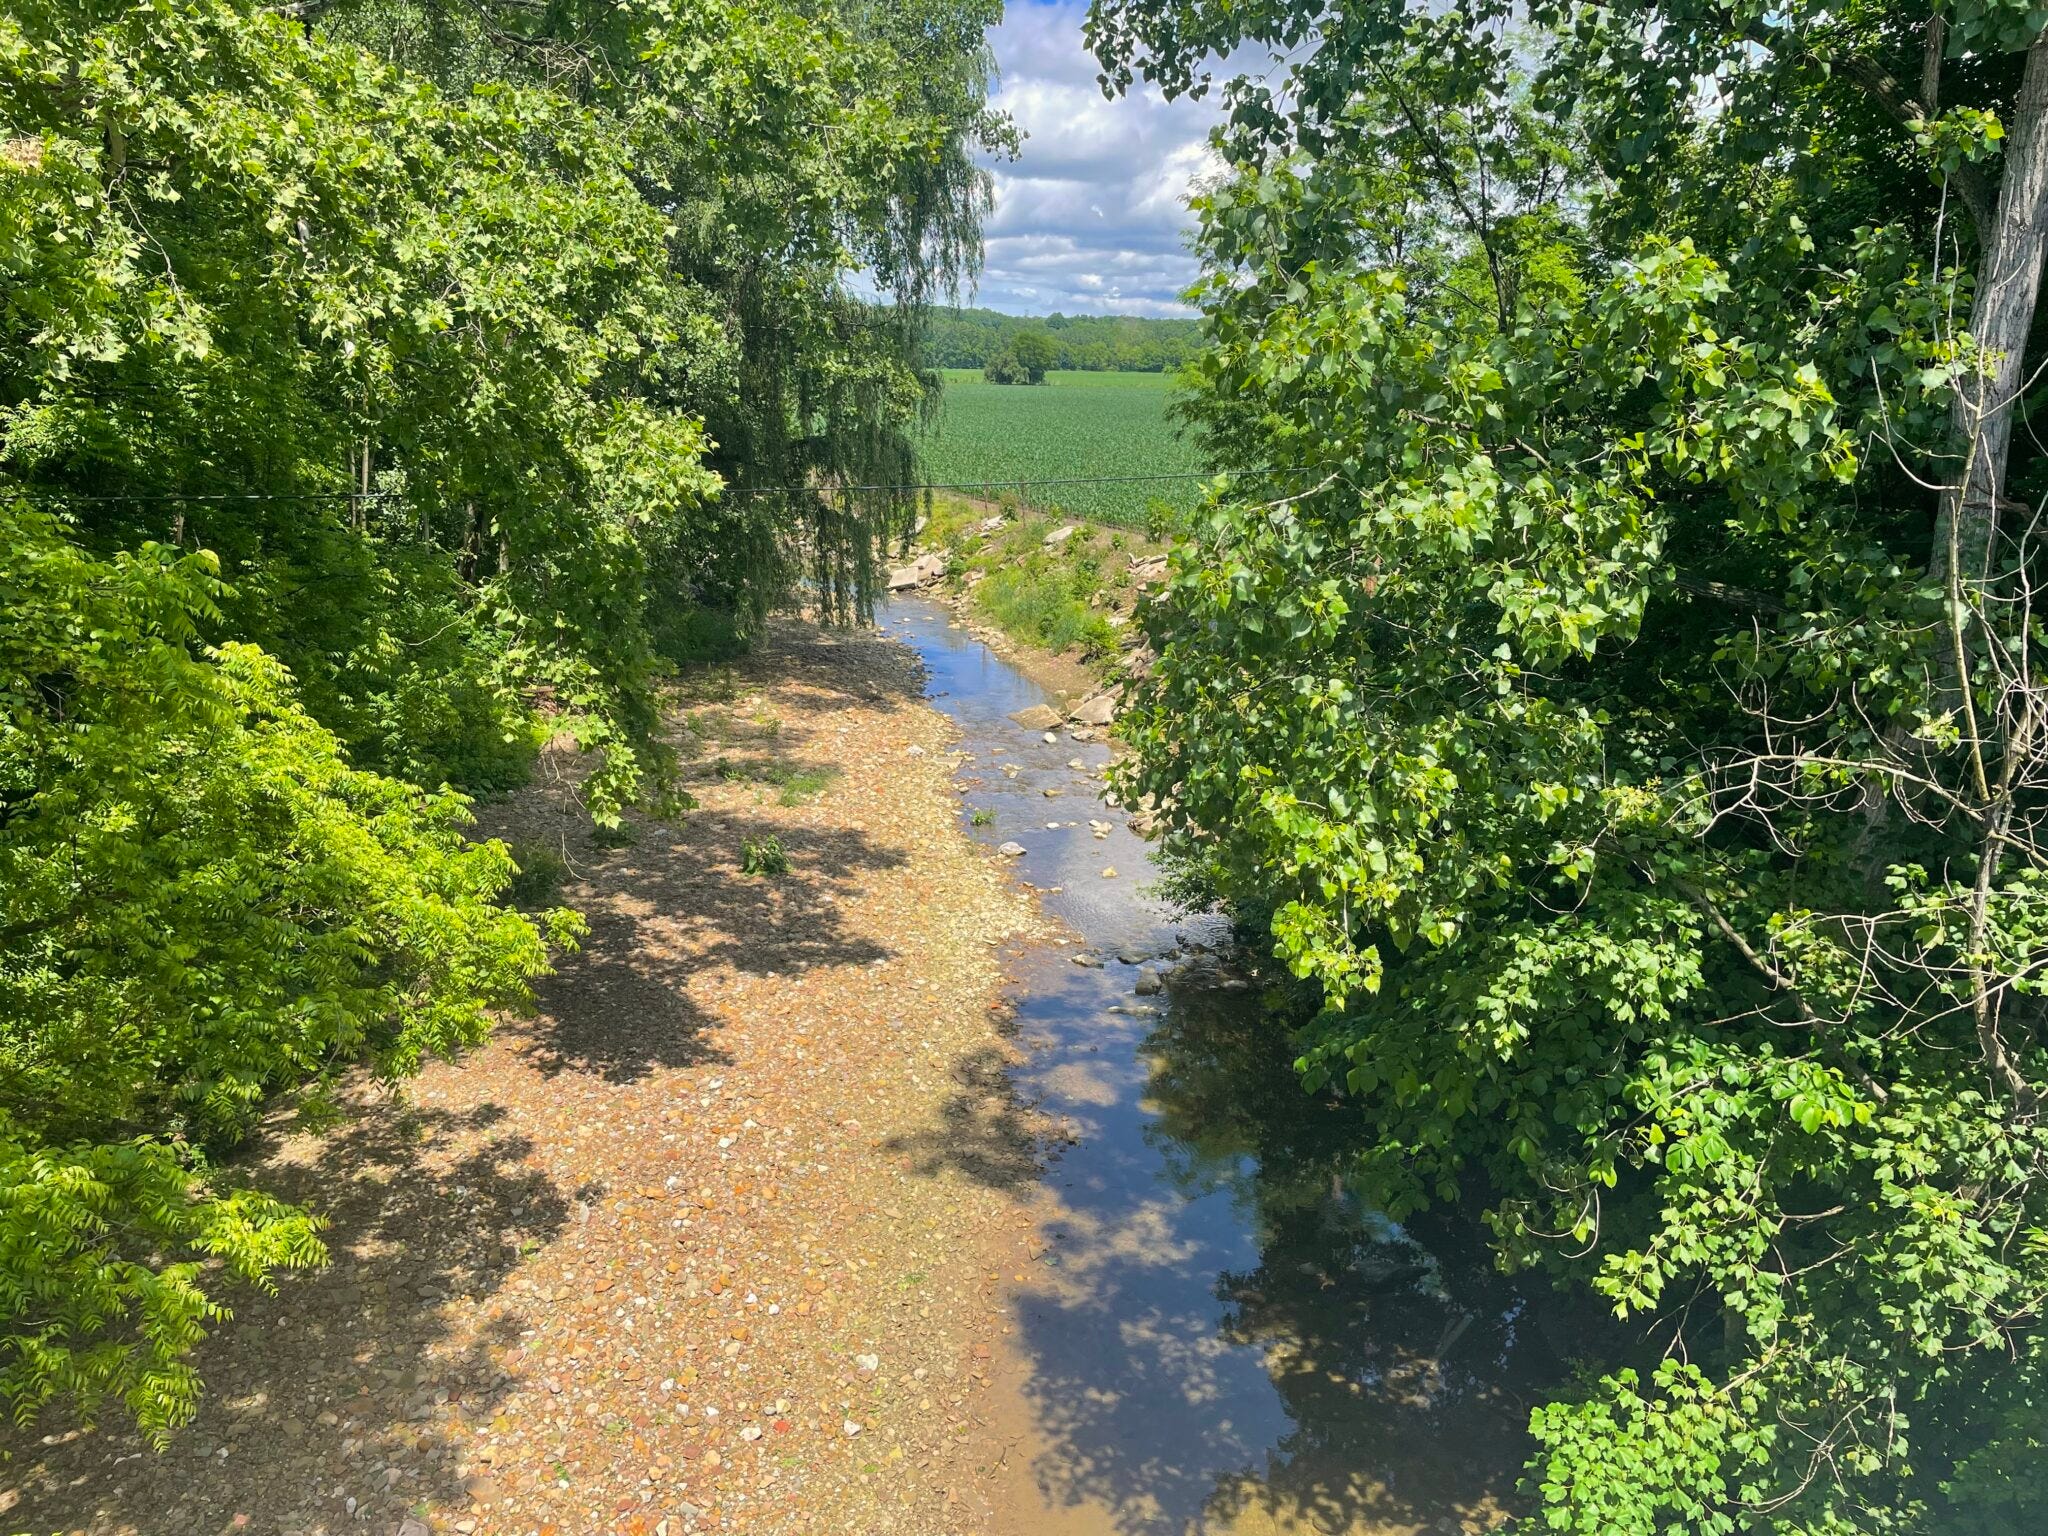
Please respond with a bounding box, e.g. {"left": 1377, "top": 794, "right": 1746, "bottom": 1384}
{"left": 883, "top": 596, "right": 1568, "bottom": 1536}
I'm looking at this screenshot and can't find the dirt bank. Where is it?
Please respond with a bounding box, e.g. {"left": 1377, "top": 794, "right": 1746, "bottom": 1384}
{"left": 4, "top": 619, "right": 1045, "bottom": 1536}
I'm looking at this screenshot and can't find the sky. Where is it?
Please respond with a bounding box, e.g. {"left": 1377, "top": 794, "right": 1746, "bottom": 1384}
{"left": 969, "top": 0, "right": 1229, "bottom": 317}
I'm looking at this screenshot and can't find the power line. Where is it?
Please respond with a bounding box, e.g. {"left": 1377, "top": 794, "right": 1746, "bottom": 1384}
{"left": 720, "top": 470, "right": 1266, "bottom": 496}
{"left": 15, "top": 468, "right": 1275, "bottom": 506}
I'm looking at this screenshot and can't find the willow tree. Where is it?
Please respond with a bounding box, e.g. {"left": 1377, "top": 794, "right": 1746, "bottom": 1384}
{"left": 1098, "top": 2, "right": 2048, "bottom": 1529}
{"left": 324, "top": 0, "right": 1013, "bottom": 627}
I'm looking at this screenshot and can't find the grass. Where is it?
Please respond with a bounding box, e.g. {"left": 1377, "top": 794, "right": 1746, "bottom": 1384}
{"left": 704, "top": 757, "right": 839, "bottom": 803}
{"left": 920, "top": 369, "right": 1206, "bottom": 529}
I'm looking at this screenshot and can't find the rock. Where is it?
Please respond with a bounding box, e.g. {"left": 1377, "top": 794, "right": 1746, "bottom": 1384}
{"left": 1042, "top": 524, "right": 1079, "bottom": 549}
{"left": 978, "top": 515, "right": 1005, "bottom": 534}
{"left": 1041, "top": 786, "right": 1060, "bottom": 798}
{"left": 1069, "top": 691, "right": 1117, "bottom": 727}
{"left": 843, "top": 1419, "right": 863, "bottom": 1437}
{"left": 739, "top": 1425, "right": 763, "bottom": 1441}
{"left": 1129, "top": 554, "right": 1170, "bottom": 586}
{"left": 1068, "top": 757, "right": 1085, "bottom": 770}
{"left": 1042, "top": 731, "right": 1059, "bottom": 744}
{"left": 887, "top": 552, "right": 947, "bottom": 591}
{"left": 1165, "top": 956, "right": 1253, "bottom": 993}
{"left": 461, "top": 1474, "right": 501, "bottom": 1504}
{"left": 905, "top": 744, "right": 925, "bottom": 757}
{"left": 1008, "top": 704, "right": 1061, "bottom": 731}
{"left": 1101, "top": 866, "right": 1118, "bottom": 879}
{"left": 1116, "top": 946, "right": 1154, "bottom": 965}
{"left": 1134, "top": 966, "right": 1163, "bottom": 996}
{"left": 398, "top": 1522, "right": 431, "bottom": 1536}
{"left": 855, "top": 1352, "right": 880, "bottom": 1373}
{"left": 997, "top": 841, "right": 1026, "bottom": 858}
{"left": 1071, "top": 952, "right": 1105, "bottom": 968}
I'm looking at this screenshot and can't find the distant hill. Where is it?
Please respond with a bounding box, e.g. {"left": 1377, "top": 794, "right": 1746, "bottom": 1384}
{"left": 923, "top": 306, "right": 1201, "bottom": 373}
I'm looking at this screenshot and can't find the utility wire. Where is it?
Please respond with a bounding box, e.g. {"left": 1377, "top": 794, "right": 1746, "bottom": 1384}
{"left": 17, "top": 469, "right": 1272, "bottom": 505}
{"left": 719, "top": 470, "right": 1267, "bottom": 496}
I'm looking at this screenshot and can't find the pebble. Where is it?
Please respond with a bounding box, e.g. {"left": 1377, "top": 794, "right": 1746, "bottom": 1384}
{"left": 843, "top": 1419, "right": 864, "bottom": 1437}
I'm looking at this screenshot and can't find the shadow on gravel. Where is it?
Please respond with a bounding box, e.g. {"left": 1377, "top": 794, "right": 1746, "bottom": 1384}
{"left": 524, "top": 807, "right": 907, "bottom": 1082}
{"left": 882, "top": 1042, "right": 1043, "bottom": 1191}
{"left": 2, "top": 1101, "right": 565, "bottom": 1536}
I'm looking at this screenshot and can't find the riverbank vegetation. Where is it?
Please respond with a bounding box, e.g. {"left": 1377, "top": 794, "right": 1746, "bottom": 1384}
{"left": 919, "top": 496, "right": 1167, "bottom": 660}
{"left": 1, "top": 0, "right": 1004, "bottom": 1442}
{"left": 1095, "top": 0, "right": 2048, "bottom": 1529}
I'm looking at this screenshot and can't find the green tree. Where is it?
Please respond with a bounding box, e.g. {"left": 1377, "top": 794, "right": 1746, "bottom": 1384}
{"left": 1095, "top": 1, "right": 2048, "bottom": 1529}
{"left": 2, "top": 0, "right": 1004, "bottom": 1439}
{"left": 1007, "top": 327, "right": 1060, "bottom": 382}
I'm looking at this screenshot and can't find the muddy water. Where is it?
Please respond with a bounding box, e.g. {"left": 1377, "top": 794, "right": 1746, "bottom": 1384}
{"left": 882, "top": 596, "right": 1569, "bottom": 1536}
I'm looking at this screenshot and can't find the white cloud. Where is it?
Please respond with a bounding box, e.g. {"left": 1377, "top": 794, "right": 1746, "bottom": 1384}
{"left": 966, "top": 0, "right": 1227, "bottom": 316}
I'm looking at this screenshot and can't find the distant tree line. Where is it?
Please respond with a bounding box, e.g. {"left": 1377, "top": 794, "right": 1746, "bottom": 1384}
{"left": 927, "top": 306, "right": 1200, "bottom": 372}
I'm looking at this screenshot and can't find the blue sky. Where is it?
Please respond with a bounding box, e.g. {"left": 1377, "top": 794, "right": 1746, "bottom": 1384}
{"left": 969, "top": 1, "right": 1228, "bottom": 316}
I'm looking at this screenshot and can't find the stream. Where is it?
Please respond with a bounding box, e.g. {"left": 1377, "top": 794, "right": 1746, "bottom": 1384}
{"left": 882, "top": 596, "right": 1572, "bottom": 1536}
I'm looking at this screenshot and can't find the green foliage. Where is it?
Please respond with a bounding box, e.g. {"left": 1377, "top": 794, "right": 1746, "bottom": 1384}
{"left": 922, "top": 370, "right": 1206, "bottom": 526}
{"left": 925, "top": 306, "right": 1201, "bottom": 371}
{"left": 651, "top": 605, "right": 753, "bottom": 668}
{"left": 923, "top": 498, "right": 1158, "bottom": 658}
{"left": 979, "top": 563, "right": 1120, "bottom": 656}
{"left": 1094, "top": 0, "right": 2048, "bottom": 1529}
{"left": 1, "top": 0, "right": 1002, "bottom": 1440}
{"left": 970, "top": 806, "right": 996, "bottom": 826}
{"left": 0, "top": 499, "right": 578, "bottom": 1440}
{"left": 740, "top": 834, "right": 789, "bottom": 877}
{"left": 983, "top": 327, "right": 1059, "bottom": 384}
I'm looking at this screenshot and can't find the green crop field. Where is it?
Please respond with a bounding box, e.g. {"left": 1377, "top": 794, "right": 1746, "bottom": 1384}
{"left": 918, "top": 368, "right": 1209, "bottom": 528}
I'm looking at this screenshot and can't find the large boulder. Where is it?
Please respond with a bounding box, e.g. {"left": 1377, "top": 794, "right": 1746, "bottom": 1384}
{"left": 887, "top": 551, "right": 947, "bottom": 591}
{"left": 1069, "top": 691, "right": 1118, "bottom": 727}
{"left": 1042, "top": 523, "right": 1080, "bottom": 549}
{"left": 1007, "top": 704, "right": 1062, "bottom": 731}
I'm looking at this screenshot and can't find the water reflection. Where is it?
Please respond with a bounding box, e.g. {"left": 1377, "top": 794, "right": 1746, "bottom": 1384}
{"left": 883, "top": 598, "right": 1572, "bottom": 1536}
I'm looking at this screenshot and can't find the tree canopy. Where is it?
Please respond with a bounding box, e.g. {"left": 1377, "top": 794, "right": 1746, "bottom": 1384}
{"left": 2, "top": 0, "right": 1003, "bottom": 1440}
{"left": 1100, "top": 1, "right": 2048, "bottom": 1530}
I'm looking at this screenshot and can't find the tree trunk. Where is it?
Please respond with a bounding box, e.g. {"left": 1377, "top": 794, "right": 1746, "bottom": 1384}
{"left": 1933, "top": 32, "right": 2048, "bottom": 584}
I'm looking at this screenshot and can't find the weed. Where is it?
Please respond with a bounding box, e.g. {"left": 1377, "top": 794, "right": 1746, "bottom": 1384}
{"left": 741, "top": 834, "right": 789, "bottom": 876}
{"left": 970, "top": 806, "right": 995, "bottom": 826}
{"left": 506, "top": 838, "right": 572, "bottom": 905}
{"left": 590, "top": 821, "right": 638, "bottom": 851}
